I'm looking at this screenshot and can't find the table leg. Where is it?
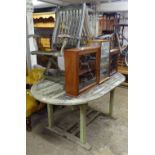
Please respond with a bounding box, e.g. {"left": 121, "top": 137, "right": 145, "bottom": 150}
{"left": 80, "top": 104, "right": 87, "bottom": 144}
{"left": 47, "top": 104, "right": 54, "bottom": 128}
{"left": 109, "top": 89, "right": 115, "bottom": 117}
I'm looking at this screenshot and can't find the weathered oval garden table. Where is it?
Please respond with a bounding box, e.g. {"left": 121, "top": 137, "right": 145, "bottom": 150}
{"left": 31, "top": 72, "right": 125, "bottom": 150}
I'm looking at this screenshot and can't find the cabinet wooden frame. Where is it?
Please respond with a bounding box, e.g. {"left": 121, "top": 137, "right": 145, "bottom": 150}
{"left": 64, "top": 46, "right": 100, "bottom": 97}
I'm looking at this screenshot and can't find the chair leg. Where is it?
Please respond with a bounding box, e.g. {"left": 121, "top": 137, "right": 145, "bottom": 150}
{"left": 26, "top": 116, "right": 32, "bottom": 131}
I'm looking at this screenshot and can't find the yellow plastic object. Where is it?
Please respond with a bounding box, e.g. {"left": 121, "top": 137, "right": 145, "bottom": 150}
{"left": 26, "top": 68, "right": 45, "bottom": 118}
{"left": 26, "top": 68, "right": 45, "bottom": 85}
{"left": 26, "top": 89, "right": 45, "bottom": 117}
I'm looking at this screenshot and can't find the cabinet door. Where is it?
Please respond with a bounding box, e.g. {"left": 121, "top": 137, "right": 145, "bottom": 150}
{"left": 79, "top": 53, "right": 97, "bottom": 90}
{"left": 100, "top": 41, "right": 110, "bottom": 80}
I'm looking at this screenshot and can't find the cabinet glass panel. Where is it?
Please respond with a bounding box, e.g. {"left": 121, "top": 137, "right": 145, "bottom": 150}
{"left": 79, "top": 53, "right": 96, "bottom": 90}
{"left": 100, "top": 41, "right": 110, "bottom": 79}
{"left": 110, "top": 54, "right": 118, "bottom": 75}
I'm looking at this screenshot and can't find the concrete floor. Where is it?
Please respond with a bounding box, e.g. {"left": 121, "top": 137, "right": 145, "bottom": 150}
{"left": 27, "top": 87, "right": 128, "bottom": 155}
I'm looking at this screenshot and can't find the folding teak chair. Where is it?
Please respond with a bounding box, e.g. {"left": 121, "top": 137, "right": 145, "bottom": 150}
{"left": 31, "top": 3, "right": 92, "bottom": 73}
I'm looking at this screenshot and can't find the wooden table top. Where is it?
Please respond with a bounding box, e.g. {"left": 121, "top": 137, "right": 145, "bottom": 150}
{"left": 31, "top": 72, "right": 125, "bottom": 106}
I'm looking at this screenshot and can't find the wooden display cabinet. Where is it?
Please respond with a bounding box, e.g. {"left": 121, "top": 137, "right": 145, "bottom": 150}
{"left": 88, "top": 39, "right": 110, "bottom": 84}
{"left": 109, "top": 49, "right": 119, "bottom": 76}
{"left": 64, "top": 46, "right": 100, "bottom": 96}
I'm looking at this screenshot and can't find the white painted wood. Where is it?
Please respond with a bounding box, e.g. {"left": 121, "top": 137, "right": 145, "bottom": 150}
{"left": 26, "top": 0, "right": 37, "bottom": 68}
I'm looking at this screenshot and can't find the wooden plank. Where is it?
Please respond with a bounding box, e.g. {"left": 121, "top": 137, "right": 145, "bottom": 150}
{"left": 86, "top": 112, "right": 100, "bottom": 126}
{"left": 73, "top": 111, "right": 100, "bottom": 136}
{"left": 46, "top": 126, "right": 91, "bottom": 150}
{"left": 65, "top": 109, "right": 94, "bottom": 132}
